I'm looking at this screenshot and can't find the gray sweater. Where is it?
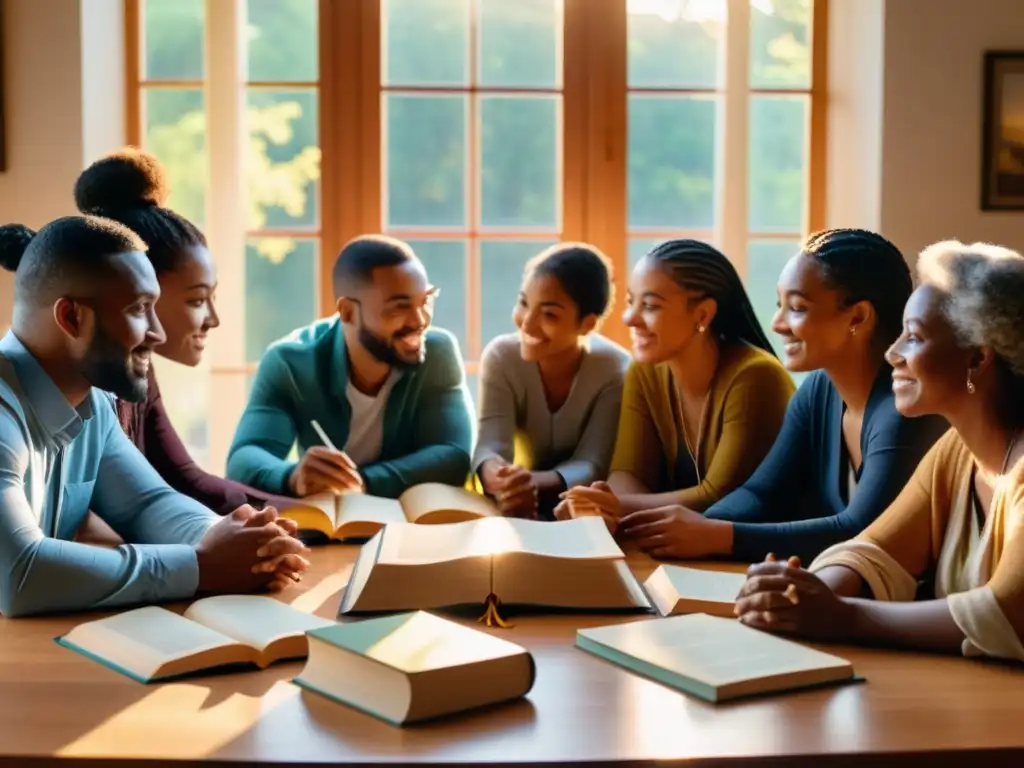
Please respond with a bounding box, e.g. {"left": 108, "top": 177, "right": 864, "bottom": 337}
{"left": 472, "top": 332, "right": 631, "bottom": 488}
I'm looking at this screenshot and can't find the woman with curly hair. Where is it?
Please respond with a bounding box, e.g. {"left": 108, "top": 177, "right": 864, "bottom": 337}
{"left": 736, "top": 239, "right": 1024, "bottom": 662}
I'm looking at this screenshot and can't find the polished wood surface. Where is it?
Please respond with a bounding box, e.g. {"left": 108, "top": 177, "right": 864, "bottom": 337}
{"left": 2, "top": 547, "right": 1024, "bottom": 766}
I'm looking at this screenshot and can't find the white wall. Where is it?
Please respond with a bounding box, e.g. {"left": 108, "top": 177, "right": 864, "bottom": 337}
{"left": 827, "top": 0, "right": 1024, "bottom": 263}
{"left": 0, "top": 0, "right": 124, "bottom": 329}
{"left": 880, "top": 0, "right": 1024, "bottom": 259}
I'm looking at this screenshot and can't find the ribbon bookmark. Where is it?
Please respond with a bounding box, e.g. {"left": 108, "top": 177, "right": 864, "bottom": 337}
{"left": 477, "top": 593, "right": 513, "bottom": 628}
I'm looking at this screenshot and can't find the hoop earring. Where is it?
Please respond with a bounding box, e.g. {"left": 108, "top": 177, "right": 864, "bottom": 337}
{"left": 967, "top": 370, "right": 976, "bottom": 394}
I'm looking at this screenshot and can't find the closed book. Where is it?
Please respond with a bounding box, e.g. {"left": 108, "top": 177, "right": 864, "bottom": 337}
{"left": 576, "top": 613, "right": 857, "bottom": 703}
{"left": 293, "top": 611, "right": 535, "bottom": 725}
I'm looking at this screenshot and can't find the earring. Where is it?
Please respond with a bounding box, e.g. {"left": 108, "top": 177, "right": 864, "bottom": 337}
{"left": 697, "top": 324, "right": 706, "bottom": 334}
{"left": 967, "top": 370, "right": 976, "bottom": 394}
{"left": 849, "top": 327, "right": 857, "bottom": 336}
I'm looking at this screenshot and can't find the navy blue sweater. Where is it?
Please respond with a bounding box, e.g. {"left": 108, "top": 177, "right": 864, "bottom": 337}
{"left": 703, "top": 368, "right": 949, "bottom": 563}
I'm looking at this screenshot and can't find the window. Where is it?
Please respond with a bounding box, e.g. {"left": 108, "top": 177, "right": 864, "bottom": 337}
{"left": 126, "top": 0, "right": 826, "bottom": 472}
{"left": 380, "top": 0, "right": 563, "bottom": 402}
{"left": 129, "top": 0, "right": 210, "bottom": 464}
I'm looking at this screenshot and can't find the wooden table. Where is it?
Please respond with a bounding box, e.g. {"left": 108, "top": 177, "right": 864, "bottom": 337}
{"left": 2, "top": 547, "right": 1024, "bottom": 767}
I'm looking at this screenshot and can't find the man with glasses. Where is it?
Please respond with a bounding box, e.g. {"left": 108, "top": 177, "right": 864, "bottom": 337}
{"left": 226, "top": 235, "right": 474, "bottom": 499}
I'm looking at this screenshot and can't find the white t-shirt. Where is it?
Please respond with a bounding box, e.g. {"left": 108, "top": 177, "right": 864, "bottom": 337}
{"left": 343, "top": 373, "right": 399, "bottom": 466}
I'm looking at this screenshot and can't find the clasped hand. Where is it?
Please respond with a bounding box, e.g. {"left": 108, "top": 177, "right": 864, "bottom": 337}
{"left": 481, "top": 460, "right": 538, "bottom": 518}
{"left": 196, "top": 505, "right": 311, "bottom": 594}
{"left": 734, "top": 554, "right": 853, "bottom": 639}
{"left": 553, "top": 482, "right": 621, "bottom": 533}
{"left": 553, "top": 486, "right": 726, "bottom": 558}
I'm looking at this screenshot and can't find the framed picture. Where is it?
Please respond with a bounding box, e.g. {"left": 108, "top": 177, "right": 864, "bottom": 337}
{"left": 982, "top": 51, "right": 1024, "bottom": 210}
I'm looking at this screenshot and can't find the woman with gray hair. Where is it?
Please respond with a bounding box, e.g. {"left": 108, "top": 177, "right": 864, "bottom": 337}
{"left": 733, "top": 239, "right": 1024, "bottom": 662}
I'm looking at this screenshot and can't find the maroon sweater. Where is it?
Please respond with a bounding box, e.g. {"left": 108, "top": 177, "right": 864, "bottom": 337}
{"left": 116, "top": 369, "right": 276, "bottom": 515}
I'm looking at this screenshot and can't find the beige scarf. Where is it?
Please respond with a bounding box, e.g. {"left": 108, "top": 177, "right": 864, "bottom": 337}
{"left": 810, "top": 459, "right": 1024, "bottom": 661}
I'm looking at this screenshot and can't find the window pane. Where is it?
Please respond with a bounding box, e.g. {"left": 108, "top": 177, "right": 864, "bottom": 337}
{"left": 480, "top": 96, "right": 559, "bottom": 229}
{"left": 246, "top": 0, "right": 318, "bottom": 82}
{"left": 628, "top": 95, "right": 717, "bottom": 229}
{"left": 749, "top": 95, "right": 808, "bottom": 232}
{"left": 245, "top": 238, "right": 319, "bottom": 363}
{"left": 143, "top": 0, "right": 204, "bottom": 81}
{"left": 478, "top": 0, "right": 560, "bottom": 88}
{"left": 479, "top": 240, "right": 556, "bottom": 352}
{"left": 143, "top": 88, "right": 207, "bottom": 228}
{"left": 152, "top": 355, "right": 210, "bottom": 470}
{"left": 409, "top": 240, "right": 469, "bottom": 354}
{"left": 385, "top": 94, "right": 468, "bottom": 228}
{"left": 465, "top": 373, "right": 479, "bottom": 409}
{"left": 750, "top": 0, "right": 812, "bottom": 89}
{"left": 627, "top": 0, "right": 722, "bottom": 88}
{"left": 746, "top": 238, "right": 799, "bottom": 355}
{"left": 628, "top": 238, "right": 665, "bottom": 272}
{"left": 384, "top": 0, "right": 469, "bottom": 86}
{"left": 247, "top": 89, "right": 320, "bottom": 230}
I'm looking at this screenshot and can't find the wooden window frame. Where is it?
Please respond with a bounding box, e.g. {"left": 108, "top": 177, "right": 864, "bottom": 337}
{"left": 125, "top": 0, "right": 828, "bottom": 470}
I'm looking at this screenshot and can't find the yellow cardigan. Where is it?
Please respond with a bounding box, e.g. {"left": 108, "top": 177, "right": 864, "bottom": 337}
{"left": 608, "top": 342, "right": 794, "bottom": 511}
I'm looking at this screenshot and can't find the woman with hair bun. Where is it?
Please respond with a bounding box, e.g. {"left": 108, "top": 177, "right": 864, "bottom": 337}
{"left": 73, "top": 147, "right": 267, "bottom": 515}
{"left": 737, "top": 240, "right": 1024, "bottom": 661}
{"left": 619, "top": 229, "right": 948, "bottom": 562}
{"left": 473, "top": 242, "right": 630, "bottom": 519}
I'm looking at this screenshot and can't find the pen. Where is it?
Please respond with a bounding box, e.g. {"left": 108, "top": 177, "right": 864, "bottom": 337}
{"left": 311, "top": 419, "right": 337, "bottom": 451}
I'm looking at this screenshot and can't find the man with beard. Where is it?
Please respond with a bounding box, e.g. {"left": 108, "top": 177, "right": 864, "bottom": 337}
{"left": 226, "top": 235, "right": 474, "bottom": 499}
{"left": 0, "top": 216, "right": 309, "bottom": 617}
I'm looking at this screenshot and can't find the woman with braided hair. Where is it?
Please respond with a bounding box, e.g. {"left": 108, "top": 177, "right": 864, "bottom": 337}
{"left": 737, "top": 240, "right": 1024, "bottom": 661}
{"left": 557, "top": 239, "right": 794, "bottom": 527}
{"left": 620, "top": 228, "right": 949, "bottom": 562}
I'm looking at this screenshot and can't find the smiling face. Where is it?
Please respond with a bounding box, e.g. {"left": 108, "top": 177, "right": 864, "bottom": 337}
{"left": 885, "top": 285, "right": 973, "bottom": 418}
{"left": 74, "top": 250, "right": 167, "bottom": 402}
{"left": 345, "top": 260, "right": 436, "bottom": 368}
{"left": 622, "top": 256, "right": 714, "bottom": 365}
{"left": 512, "top": 271, "right": 594, "bottom": 362}
{"left": 772, "top": 253, "right": 871, "bottom": 372}
{"left": 152, "top": 245, "right": 219, "bottom": 367}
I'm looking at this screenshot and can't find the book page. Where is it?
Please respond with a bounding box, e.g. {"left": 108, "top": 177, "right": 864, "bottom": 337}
{"left": 398, "top": 483, "right": 498, "bottom": 523}
{"left": 337, "top": 493, "right": 406, "bottom": 528}
{"left": 61, "top": 606, "right": 239, "bottom": 680}
{"left": 580, "top": 614, "right": 851, "bottom": 688}
{"left": 376, "top": 519, "right": 512, "bottom": 565}
{"left": 280, "top": 493, "right": 338, "bottom": 533}
{"left": 648, "top": 565, "right": 747, "bottom": 616}
{"left": 184, "top": 595, "right": 334, "bottom": 653}
{"left": 511, "top": 516, "right": 624, "bottom": 559}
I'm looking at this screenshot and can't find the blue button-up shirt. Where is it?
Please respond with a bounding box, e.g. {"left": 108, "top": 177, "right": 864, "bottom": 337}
{"left": 0, "top": 331, "right": 218, "bottom": 617}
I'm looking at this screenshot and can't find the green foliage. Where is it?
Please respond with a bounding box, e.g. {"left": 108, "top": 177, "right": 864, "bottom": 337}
{"left": 142, "top": 0, "right": 812, "bottom": 446}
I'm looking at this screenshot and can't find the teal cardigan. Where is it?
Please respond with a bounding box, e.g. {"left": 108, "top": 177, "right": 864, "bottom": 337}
{"left": 226, "top": 317, "right": 475, "bottom": 498}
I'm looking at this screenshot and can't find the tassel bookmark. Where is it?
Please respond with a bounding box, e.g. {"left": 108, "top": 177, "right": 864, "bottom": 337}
{"left": 477, "top": 593, "right": 513, "bottom": 628}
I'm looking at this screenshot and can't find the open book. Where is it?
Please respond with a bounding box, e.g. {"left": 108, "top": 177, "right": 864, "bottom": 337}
{"left": 294, "top": 611, "right": 535, "bottom": 725}
{"left": 281, "top": 483, "right": 498, "bottom": 540}
{"left": 577, "top": 613, "right": 857, "bottom": 703}
{"left": 56, "top": 595, "right": 334, "bottom": 683}
{"left": 339, "top": 516, "right": 651, "bottom": 615}
{"left": 644, "top": 565, "right": 748, "bottom": 617}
